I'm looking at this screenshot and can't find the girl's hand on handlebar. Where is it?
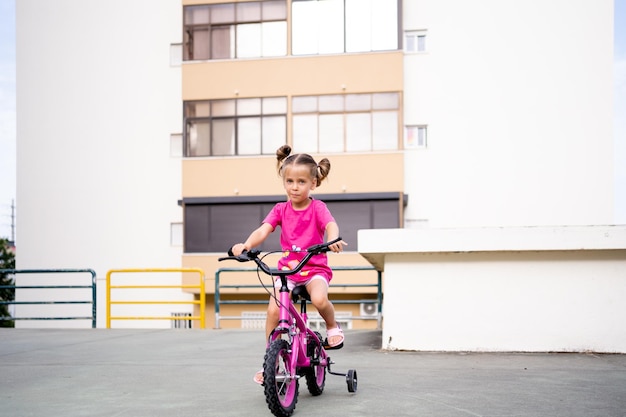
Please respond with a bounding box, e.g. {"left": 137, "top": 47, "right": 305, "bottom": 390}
{"left": 231, "top": 243, "right": 247, "bottom": 256}
{"left": 328, "top": 239, "right": 347, "bottom": 253}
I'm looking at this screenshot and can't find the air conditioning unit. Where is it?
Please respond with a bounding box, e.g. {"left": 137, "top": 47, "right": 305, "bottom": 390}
{"left": 359, "top": 303, "right": 379, "bottom": 317}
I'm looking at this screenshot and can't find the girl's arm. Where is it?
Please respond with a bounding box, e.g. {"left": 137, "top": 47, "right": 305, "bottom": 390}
{"left": 325, "top": 221, "right": 348, "bottom": 253}
{"left": 231, "top": 223, "right": 274, "bottom": 255}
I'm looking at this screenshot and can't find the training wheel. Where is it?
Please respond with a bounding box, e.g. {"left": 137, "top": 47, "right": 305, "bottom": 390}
{"left": 346, "top": 369, "right": 358, "bottom": 392}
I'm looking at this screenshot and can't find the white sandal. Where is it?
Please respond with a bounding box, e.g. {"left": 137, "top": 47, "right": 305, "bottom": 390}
{"left": 324, "top": 325, "right": 344, "bottom": 350}
{"left": 253, "top": 369, "right": 264, "bottom": 385}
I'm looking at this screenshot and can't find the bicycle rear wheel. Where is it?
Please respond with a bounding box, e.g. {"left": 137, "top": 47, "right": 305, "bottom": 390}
{"left": 264, "top": 339, "right": 299, "bottom": 417}
{"left": 304, "top": 334, "right": 326, "bottom": 396}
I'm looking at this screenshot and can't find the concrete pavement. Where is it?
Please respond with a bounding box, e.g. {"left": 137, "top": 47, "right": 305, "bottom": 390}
{"left": 1, "top": 329, "right": 625, "bottom": 417}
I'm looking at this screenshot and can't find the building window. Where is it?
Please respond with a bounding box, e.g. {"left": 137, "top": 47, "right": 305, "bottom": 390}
{"left": 181, "top": 193, "right": 405, "bottom": 253}
{"left": 183, "top": 1, "right": 287, "bottom": 61}
{"left": 184, "top": 97, "right": 287, "bottom": 157}
{"left": 404, "top": 125, "right": 427, "bottom": 149}
{"left": 292, "top": 0, "right": 398, "bottom": 55}
{"left": 405, "top": 30, "right": 426, "bottom": 53}
{"left": 292, "top": 93, "right": 399, "bottom": 153}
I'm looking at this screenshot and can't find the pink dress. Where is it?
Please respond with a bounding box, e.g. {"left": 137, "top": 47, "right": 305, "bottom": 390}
{"left": 262, "top": 198, "right": 335, "bottom": 284}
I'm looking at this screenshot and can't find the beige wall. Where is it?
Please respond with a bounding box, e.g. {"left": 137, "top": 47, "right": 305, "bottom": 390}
{"left": 181, "top": 51, "right": 406, "bottom": 198}
{"left": 182, "top": 52, "right": 403, "bottom": 100}
{"left": 183, "top": 152, "right": 404, "bottom": 197}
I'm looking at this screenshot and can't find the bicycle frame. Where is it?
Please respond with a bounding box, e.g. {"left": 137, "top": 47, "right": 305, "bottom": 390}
{"left": 271, "top": 275, "right": 328, "bottom": 371}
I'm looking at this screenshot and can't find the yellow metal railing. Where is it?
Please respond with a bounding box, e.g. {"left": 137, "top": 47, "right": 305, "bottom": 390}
{"left": 106, "top": 268, "right": 205, "bottom": 329}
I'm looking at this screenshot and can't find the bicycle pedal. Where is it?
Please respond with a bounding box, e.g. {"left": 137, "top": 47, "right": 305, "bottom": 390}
{"left": 323, "top": 341, "right": 344, "bottom": 350}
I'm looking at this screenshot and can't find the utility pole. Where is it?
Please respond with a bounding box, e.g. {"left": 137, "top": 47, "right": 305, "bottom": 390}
{"left": 10, "top": 199, "right": 15, "bottom": 243}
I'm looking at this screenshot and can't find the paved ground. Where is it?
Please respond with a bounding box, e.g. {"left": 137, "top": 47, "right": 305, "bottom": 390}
{"left": 1, "top": 329, "right": 625, "bottom": 417}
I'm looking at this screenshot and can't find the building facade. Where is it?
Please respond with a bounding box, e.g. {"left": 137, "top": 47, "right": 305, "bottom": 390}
{"left": 15, "top": 0, "right": 615, "bottom": 330}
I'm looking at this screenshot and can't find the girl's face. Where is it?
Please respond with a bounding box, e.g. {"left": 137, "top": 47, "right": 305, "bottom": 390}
{"left": 282, "top": 164, "right": 316, "bottom": 209}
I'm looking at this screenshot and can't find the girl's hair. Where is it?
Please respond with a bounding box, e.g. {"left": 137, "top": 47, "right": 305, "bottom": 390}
{"left": 276, "top": 145, "right": 331, "bottom": 187}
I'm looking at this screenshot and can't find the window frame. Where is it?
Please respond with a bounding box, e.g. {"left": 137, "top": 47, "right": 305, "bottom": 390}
{"left": 183, "top": 1, "right": 287, "bottom": 61}
{"left": 405, "top": 30, "right": 427, "bottom": 53}
{"left": 184, "top": 97, "right": 287, "bottom": 157}
{"left": 404, "top": 125, "right": 428, "bottom": 149}
{"left": 291, "top": 0, "right": 400, "bottom": 55}
{"left": 292, "top": 93, "right": 401, "bottom": 153}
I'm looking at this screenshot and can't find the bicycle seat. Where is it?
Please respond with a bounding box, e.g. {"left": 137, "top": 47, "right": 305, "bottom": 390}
{"left": 291, "top": 285, "right": 311, "bottom": 303}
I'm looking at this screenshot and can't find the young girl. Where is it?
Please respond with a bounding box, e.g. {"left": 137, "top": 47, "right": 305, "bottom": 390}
{"left": 230, "top": 144, "right": 347, "bottom": 385}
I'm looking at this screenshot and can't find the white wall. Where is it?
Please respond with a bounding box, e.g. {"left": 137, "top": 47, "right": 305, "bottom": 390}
{"left": 360, "top": 226, "right": 626, "bottom": 352}
{"left": 16, "top": 0, "right": 187, "bottom": 328}
{"left": 403, "top": 0, "right": 615, "bottom": 228}
{"left": 384, "top": 250, "right": 626, "bottom": 352}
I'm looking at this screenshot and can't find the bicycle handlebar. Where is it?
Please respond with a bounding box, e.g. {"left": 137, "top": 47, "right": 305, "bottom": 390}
{"left": 218, "top": 237, "right": 343, "bottom": 277}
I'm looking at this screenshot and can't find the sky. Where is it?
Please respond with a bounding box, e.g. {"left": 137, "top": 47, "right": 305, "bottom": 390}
{"left": 0, "top": 0, "right": 16, "bottom": 240}
{"left": 0, "top": 0, "right": 625, "bottom": 240}
{"left": 615, "top": 0, "right": 626, "bottom": 225}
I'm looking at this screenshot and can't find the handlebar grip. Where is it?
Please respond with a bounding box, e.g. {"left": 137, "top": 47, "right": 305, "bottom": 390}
{"left": 307, "top": 236, "right": 343, "bottom": 253}
{"left": 327, "top": 236, "right": 343, "bottom": 246}
{"left": 219, "top": 249, "right": 258, "bottom": 262}
{"left": 220, "top": 245, "right": 244, "bottom": 262}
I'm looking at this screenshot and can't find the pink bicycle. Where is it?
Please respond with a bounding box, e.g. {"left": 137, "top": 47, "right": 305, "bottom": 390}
{"left": 220, "top": 237, "right": 357, "bottom": 417}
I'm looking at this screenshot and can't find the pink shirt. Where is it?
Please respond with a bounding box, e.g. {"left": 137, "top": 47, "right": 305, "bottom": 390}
{"left": 263, "top": 198, "right": 335, "bottom": 284}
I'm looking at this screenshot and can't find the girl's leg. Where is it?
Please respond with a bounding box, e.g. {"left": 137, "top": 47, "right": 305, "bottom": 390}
{"left": 265, "top": 295, "right": 280, "bottom": 341}
{"left": 255, "top": 296, "right": 280, "bottom": 385}
{"left": 306, "top": 279, "right": 343, "bottom": 346}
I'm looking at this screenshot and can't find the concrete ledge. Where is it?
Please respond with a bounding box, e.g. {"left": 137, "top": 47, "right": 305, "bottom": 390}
{"left": 359, "top": 225, "right": 626, "bottom": 271}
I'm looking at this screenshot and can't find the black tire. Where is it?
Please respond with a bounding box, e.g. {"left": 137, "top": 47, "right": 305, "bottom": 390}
{"left": 346, "top": 369, "right": 358, "bottom": 393}
{"left": 264, "top": 339, "right": 299, "bottom": 417}
{"left": 304, "top": 338, "right": 326, "bottom": 396}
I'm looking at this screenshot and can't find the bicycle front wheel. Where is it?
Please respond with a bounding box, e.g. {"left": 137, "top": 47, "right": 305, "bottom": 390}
{"left": 264, "top": 339, "right": 299, "bottom": 417}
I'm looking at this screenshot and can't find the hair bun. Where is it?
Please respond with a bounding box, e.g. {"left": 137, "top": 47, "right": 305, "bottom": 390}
{"left": 276, "top": 144, "right": 292, "bottom": 167}
{"left": 278, "top": 145, "right": 291, "bottom": 157}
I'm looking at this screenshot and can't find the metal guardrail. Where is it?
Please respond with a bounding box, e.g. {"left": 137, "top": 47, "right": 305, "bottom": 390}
{"left": 214, "top": 266, "right": 382, "bottom": 329}
{"left": 106, "top": 268, "right": 206, "bottom": 329}
{"left": 0, "top": 269, "right": 97, "bottom": 328}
